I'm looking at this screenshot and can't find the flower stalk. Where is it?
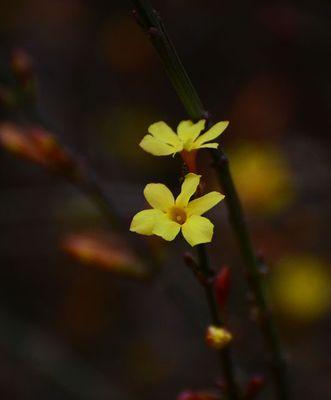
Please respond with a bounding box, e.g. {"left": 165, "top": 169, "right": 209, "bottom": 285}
{"left": 196, "top": 244, "right": 241, "bottom": 400}
{"left": 130, "top": 1, "right": 290, "bottom": 399}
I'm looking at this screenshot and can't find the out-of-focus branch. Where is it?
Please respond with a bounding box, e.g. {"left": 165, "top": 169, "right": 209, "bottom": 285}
{"left": 0, "top": 307, "right": 127, "bottom": 399}
{"left": 0, "top": 121, "right": 121, "bottom": 230}
{"left": 0, "top": 49, "right": 122, "bottom": 231}
{"left": 0, "top": 51, "right": 155, "bottom": 278}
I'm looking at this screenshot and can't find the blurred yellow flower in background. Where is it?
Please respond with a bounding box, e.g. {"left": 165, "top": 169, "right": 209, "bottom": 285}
{"left": 271, "top": 255, "right": 331, "bottom": 322}
{"left": 230, "top": 143, "right": 294, "bottom": 214}
{"left": 140, "top": 120, "right": 228, "bottom": 156}
{"left": 130, "top": 173, "right": 224, "bottom": 246}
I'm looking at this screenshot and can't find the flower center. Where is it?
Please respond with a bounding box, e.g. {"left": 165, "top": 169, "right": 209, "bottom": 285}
{"left": 169, "top": 206, "right": 187, "bottom": 225}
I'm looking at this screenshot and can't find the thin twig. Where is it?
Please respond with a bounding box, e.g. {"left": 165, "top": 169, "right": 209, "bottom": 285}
{"left": 130, "top": 1, "right": 290, "bottom": 399}
{"left": 21, "top": 99, "right": 122, "bottom": 230}
{"left": 196, "top": 244, "right": 241, "bottom": 400}
{"left": 210, "top": 151, "right": 290, "bottom": 400}
{"left": 0, "top": 307, "right": 125, "bottom": 399}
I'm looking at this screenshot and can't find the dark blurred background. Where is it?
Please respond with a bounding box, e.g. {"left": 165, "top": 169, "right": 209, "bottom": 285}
{"left": 0, "top": 0, "right": 330, "bottom": 399}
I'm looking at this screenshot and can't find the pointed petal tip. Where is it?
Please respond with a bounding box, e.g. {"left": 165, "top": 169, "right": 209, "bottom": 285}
{"left": 186, "top": 172, "right": 201, "bottom": 179}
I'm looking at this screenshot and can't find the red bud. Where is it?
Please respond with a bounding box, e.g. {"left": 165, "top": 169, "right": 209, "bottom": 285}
{"left": 10, "top": 48, "right": 34, "bottom": 84}
{"left": 62, "top": 231, "right": 148, "bottom": 279}
{"left": 177, "top": 390, "right": 220, "bottom": 400}
{"left": 214, "top": 266, "right": 231, "bottom": 310}
{"left": 0, "top": 123, "right": 76, "bottom": 175}
{"left": 244, "top": 375, "right": 265, "bottom": 400}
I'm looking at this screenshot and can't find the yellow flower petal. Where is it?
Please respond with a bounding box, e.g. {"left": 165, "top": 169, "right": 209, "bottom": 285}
{"left": 139, "top": 135, "right": 177, "bottom": 156}
{"left": 193, "top": 121, "right": 229, "bottom": 147}
{"left": 148, "top": 121, "right": 181, "bottom": 147}
{"left": 130, "top": 209, "right": 164, "bottom": 235}
{"left": 186, "top": 191, "right": 225, "bottom": 216}
{"left": 152, "top": 215, "right": 181, "bottom": 241}
{"left": 144, "top": 183, "right": 175, "bottom": 211}
{"left": 182, "top": 215, "right": 214, "bottom": 246}
{"left": 176, "top": 173, "right": 201, "bottom": 207}
{"left": 177, "top": 119, "right": 206, "bottom": 143}
{"left": 193, "top": 142, "right": 219, "bottom": 149}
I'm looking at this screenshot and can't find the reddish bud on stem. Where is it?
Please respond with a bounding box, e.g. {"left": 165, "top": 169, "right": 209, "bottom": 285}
{"left": 0, "top": 123, "right": 75, "bottom": 174}
{"left": 244, "top": 375, "right": 265, "bottom": 400}
{"left": 62, "top": 231, "right": 148, "bottom": 279}
{"left": 214, "top": 265, "right": 231, "bottom": 310}
{"left": 10, "top": 48, "right": 34, "bottom": 84}
{"left": 177, "top": 390, "right": 220, "bottom": 400}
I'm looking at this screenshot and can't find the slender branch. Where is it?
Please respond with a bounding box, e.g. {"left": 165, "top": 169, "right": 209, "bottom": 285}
{"left": 130, "top": 1, "right": 290, "bottom": 399}
{"left": 211, "top": 152, "right": 290, "bottom": 400}
{"left": 0, "top": 307, "right": 125, "bottom": 399}
{"left": 22, "top": 99, "right": 122, "bottom": 230}
{"left": 68, "top": 164, "right": 122, "bottom": 231}
{"left": 196, "top": 245, "right": 241, "bottom": 400}
{"left": 2, "top": 53, "right": 166, "bottom": 279}
{"left": 132, "top": 3, "right": 241, "bottom": 394}
{"left": 131, "top": 0, "right": 205, "bottom": 119}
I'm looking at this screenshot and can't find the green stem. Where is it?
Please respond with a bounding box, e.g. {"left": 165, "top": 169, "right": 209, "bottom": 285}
{"left": 130, "top": 1, "right": 290, "bottom": 399}
{"left": 196, "top": 245, "right": 241, "bottom": 400}
{"left": 131, "top": 0, "right": 205, "bottom": 120}
{"left": 210, "top": 151, "right": 290, "bottom": 400}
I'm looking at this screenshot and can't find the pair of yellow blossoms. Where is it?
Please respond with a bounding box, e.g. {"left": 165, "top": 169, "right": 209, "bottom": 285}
{"left": 130, "top": 119, "right": 228, "bottom": 247}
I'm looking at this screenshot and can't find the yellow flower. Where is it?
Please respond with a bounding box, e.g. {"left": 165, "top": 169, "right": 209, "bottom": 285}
{"left": 139, "top": 119, "right": 229, "bottom": 156}
{"left": 205, "top": 325, "right": 233, "bottom": 350}
{"left": 130, "top": 173, "right": 224, "bottom": 246}
{"left": 230, "top": 143, "right": 294, "bottom": 214}
{"left": 271, "top": 255, "right": 331, "bottom": 322}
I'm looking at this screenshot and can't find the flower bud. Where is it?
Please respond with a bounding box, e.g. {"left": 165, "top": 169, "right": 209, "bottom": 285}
{"left": 177, "top": 390, "right": 220, "bottom": 400}
{"left": 0, "top": 123, "right": 75, "bottom": 174}
{"left": 205, "top": 325, "right": 232, "bottom": 350}
{"left": 62, "top": 231, "right": 148, "bottom": 279}
{"left": 244, "top": 375, "right": 265, "bottom": 399}
{"left": 214, "top": 266, "right": 231, "bottom": 310}
{"left": 0, "top": 123, "right": 28, "bottom": 154}
{"left": 10, "top": 48, "right": 34, "bottom": 84}
{"left": 30, "top": 127, "right": 74, "bottom": 170}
